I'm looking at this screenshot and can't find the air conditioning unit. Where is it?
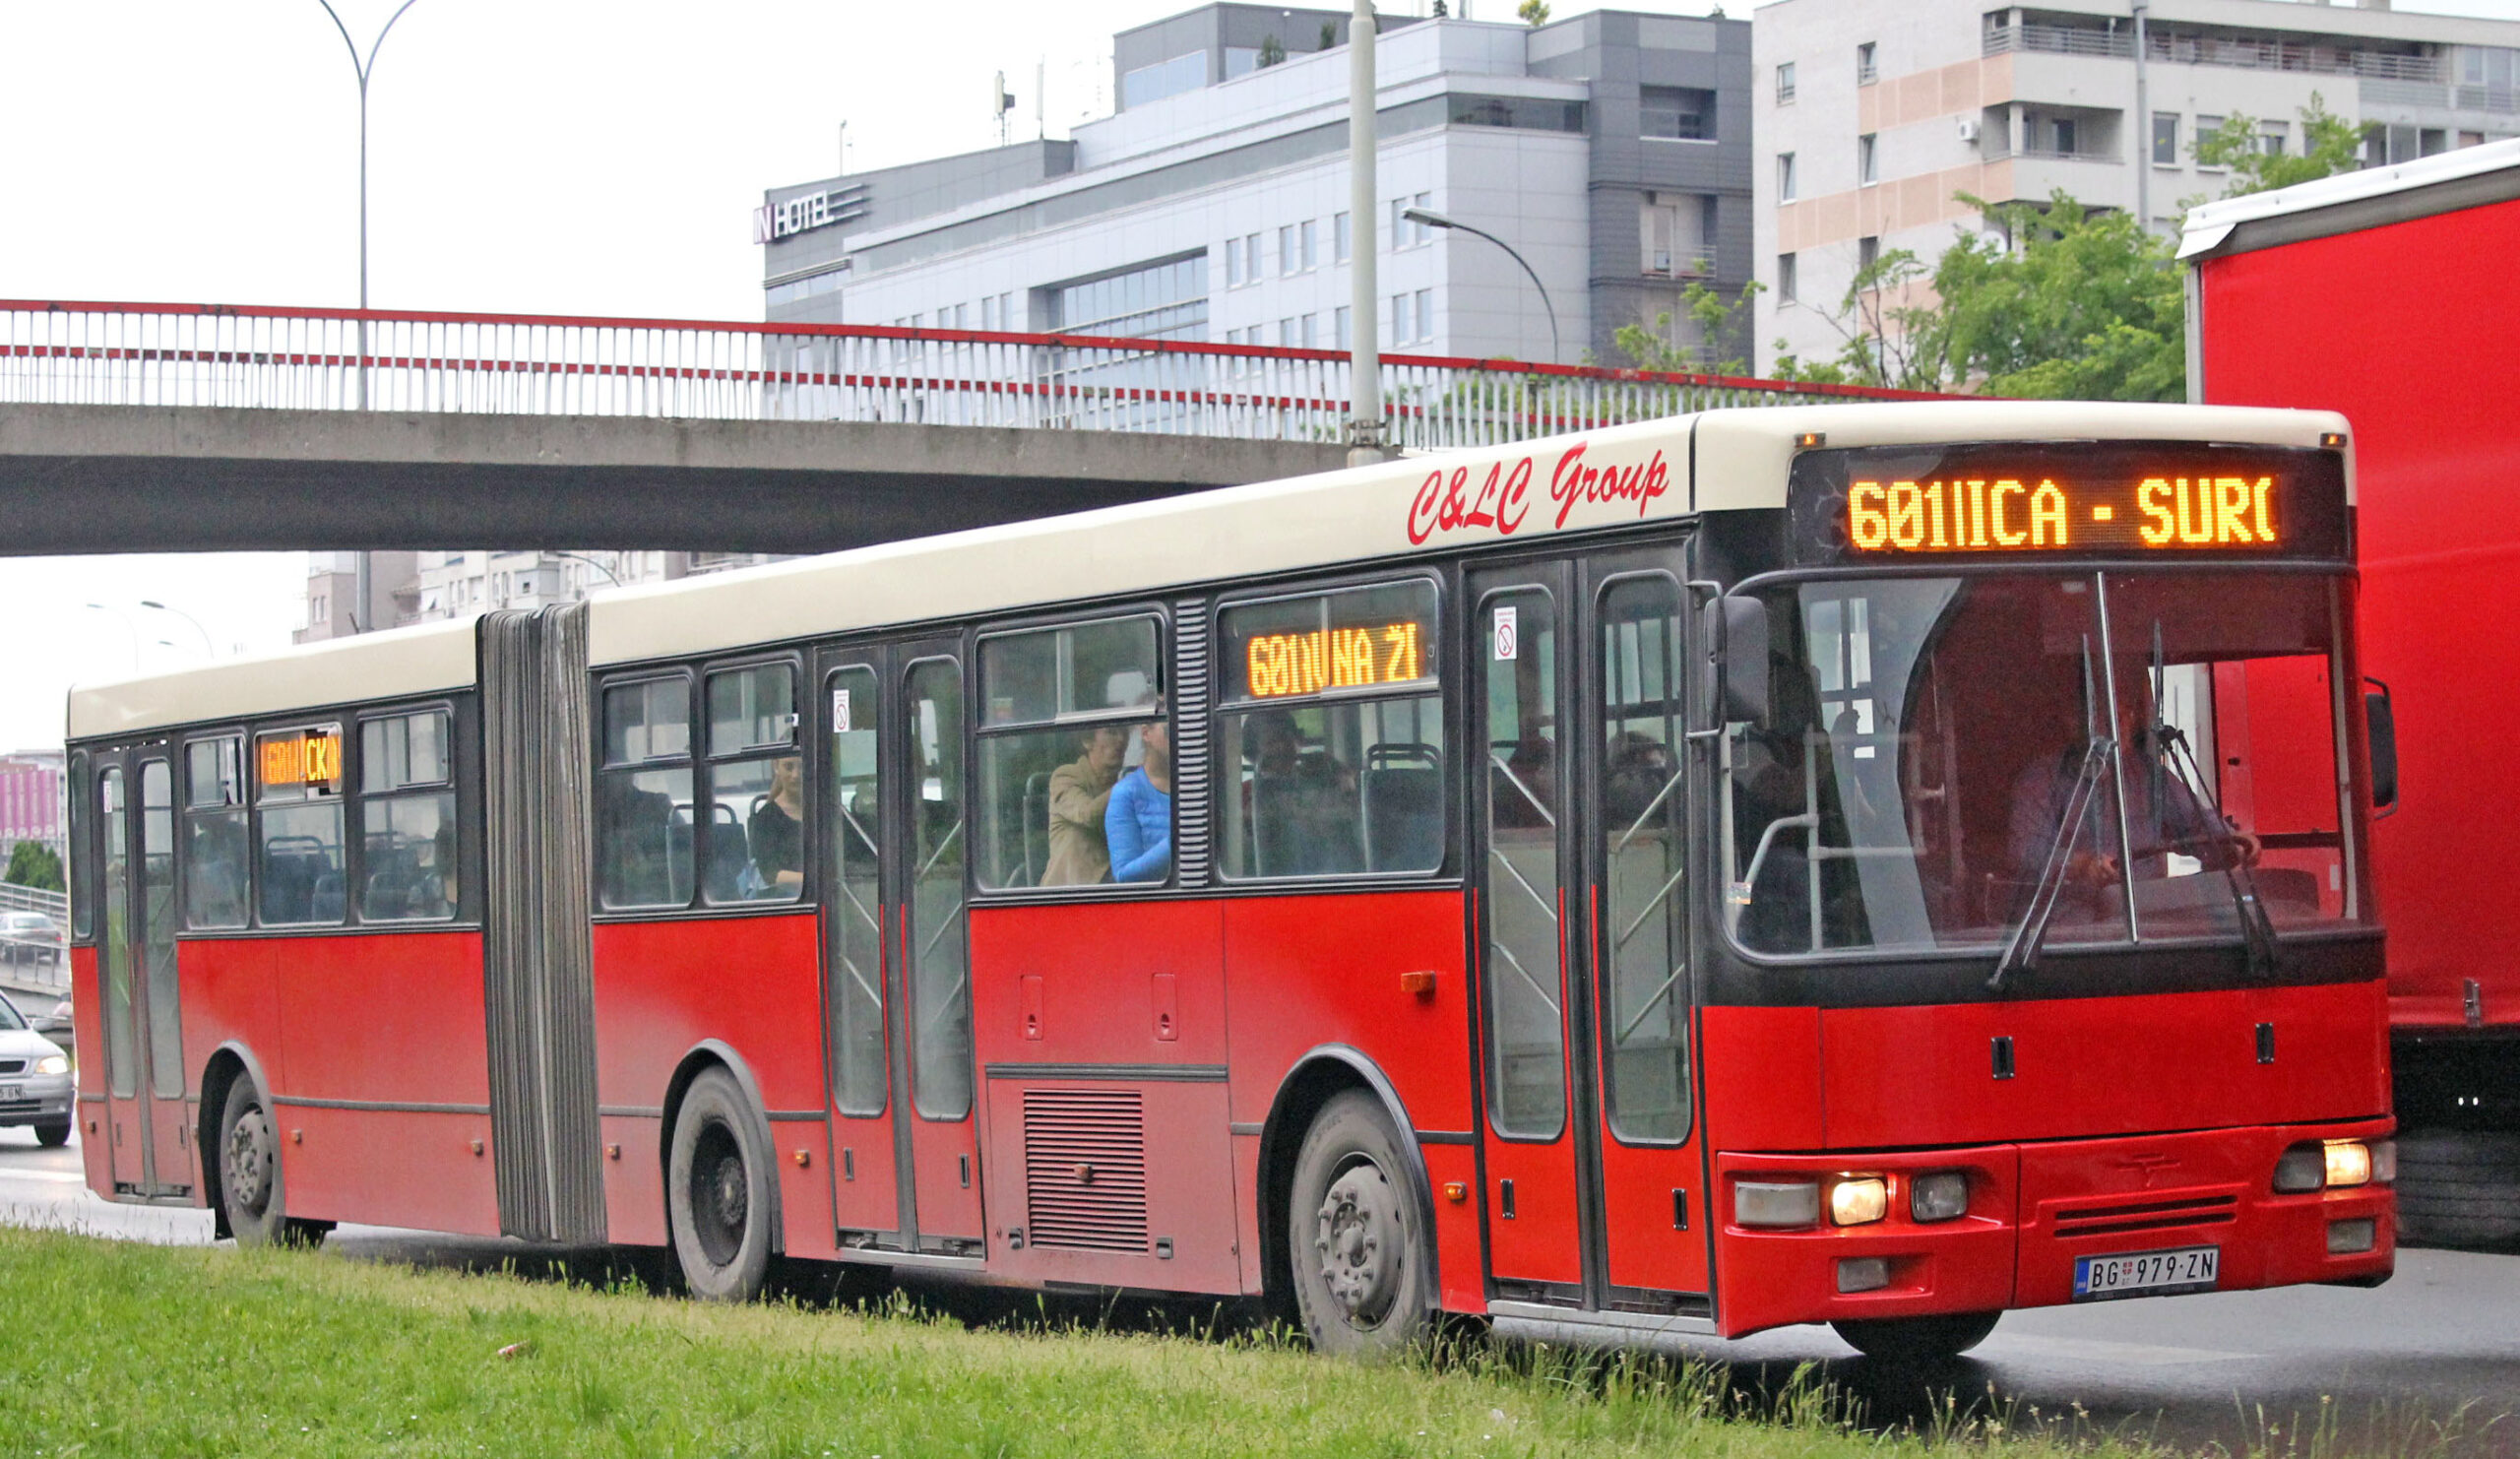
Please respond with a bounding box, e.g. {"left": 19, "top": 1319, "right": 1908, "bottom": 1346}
{"left": 1957, "top": 116, "right": 1982, "bottom": 143}
{"left": 1651, "top": 249, "right": 1675, "bottom": 274}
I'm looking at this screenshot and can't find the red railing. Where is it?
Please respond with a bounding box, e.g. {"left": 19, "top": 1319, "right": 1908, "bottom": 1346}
{"left": 0, "top": 300, "right": 1942, "bottom": 452}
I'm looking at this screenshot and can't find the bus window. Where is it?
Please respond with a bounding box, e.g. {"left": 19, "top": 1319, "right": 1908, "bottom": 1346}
{"left": 1218, "top": 581, "right": 1444, "bottom": 879}
{"left": 99, "top": 766, "right": 135, "bottom": 1098}
{"left": 68, "top": 752, "right": 92, "bottom": 941}
{"left": 598, "top": 677, "right": 695, "bottom": 911}
{"left": 183, "top": 735, "right": 249, "bottom": 930}
{"left": 141, "top": 760, "right": 180, "bottom": 1098}
{"left": 973, "top": 615, "right": 1162, "bottom": 890}
{"left": 704, "top": 663, "right": 802, "bottom": 905}
{"left": 359, "top": 710, "right": 457, "bottom": 921}
{"left": 2105, "top": 573, "right": 2362, "bottom": 933}
{"left": 255, "top": 727, "right": 346, "bottom": 927}
{"left": 827, "top": 665, "right": 886, "bottom": 1116}
{"left": 1479, "top": 585, "right": 1564, "bottom": 1139}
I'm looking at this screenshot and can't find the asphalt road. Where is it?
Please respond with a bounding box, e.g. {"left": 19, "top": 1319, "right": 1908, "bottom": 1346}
{"left": 4, "top": 1124, "right": 2513, "bottom": 1456}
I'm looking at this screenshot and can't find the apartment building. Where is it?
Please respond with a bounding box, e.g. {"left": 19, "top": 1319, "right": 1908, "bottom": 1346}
{"left": 1754, "top": 0, "right": 2520, "bottom": 372}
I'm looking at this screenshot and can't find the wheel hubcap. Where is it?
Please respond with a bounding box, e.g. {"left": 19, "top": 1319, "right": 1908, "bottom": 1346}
{"left": 1312, "top": 1158, "right": 1400, "bottom": 1328}
{"left": 224, "top": 1106, "right": 274, "bottom": 1218}
{"left": 690, "top": 1119, "right": 749, "bottom": 1267}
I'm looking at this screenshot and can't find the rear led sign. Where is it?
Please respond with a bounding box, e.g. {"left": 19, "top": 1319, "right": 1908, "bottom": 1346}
{"left": 1847, "top": 473, "right": 2280, "bottom": 554}
{"left": 259, "top": 730, "right": 342, "bottom": 793}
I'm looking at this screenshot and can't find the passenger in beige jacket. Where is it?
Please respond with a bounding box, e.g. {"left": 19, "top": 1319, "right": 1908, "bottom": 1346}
{"left": 1041, "top": 724, "right": 1129, "bottom": 885}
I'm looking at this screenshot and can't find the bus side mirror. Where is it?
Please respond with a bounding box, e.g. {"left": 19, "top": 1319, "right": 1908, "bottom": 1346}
{"left": 2364, "top": 680, "right": 2398, "bottom": 816}
{"left": 1699, "top": 596, "right": 1770, "bottom": 730}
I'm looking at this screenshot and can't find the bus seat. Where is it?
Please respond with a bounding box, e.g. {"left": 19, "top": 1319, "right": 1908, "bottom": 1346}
{"left": 1363, "top": 763, "right": 1443, "bottom": 870}
{"left": 1020, "top": 771, "right": 1051, "bottom": 886}
{"left": 309, "top": 872, "right": 346, "bottom": 922}
{"left": 705, "top": 818, "right": 751, "bottom": 903}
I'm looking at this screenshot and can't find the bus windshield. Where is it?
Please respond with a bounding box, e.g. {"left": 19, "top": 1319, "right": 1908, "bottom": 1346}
{"left": 1726, "top": 571, "right": 2362, "bottom": 958}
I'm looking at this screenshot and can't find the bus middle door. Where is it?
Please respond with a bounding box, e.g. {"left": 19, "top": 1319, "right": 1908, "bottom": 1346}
{"left": 94, "top": 748, "right": 194, "bottom": 1197}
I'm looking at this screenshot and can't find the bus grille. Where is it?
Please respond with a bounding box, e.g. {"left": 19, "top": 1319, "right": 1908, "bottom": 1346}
{"left": 1023, "top": 1088, "right": 1149, "bottom": 1253}
{"left": 2049, "top": 1191, "right": 2238, "bottom": 1240}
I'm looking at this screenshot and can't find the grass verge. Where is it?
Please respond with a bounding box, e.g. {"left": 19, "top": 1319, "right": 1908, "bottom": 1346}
{"left": 0, "top": 1227, "right": 2426, "bottom": 1458}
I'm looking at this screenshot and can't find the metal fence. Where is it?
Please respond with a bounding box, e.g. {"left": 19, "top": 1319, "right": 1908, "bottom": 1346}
{"left": 0, "top": 879, "right": 68, "bottom": 997}
{"left": 0, "top": 300, "right": 1937, "bottom": 454}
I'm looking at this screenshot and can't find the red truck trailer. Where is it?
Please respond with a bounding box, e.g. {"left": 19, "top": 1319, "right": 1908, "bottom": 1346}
{"left": 2183, "top": 139, "right": 2520, "bottom": 1245}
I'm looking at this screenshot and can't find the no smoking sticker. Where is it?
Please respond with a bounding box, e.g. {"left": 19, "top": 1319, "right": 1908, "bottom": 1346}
{"left": 1492, "top": 605, "right": 1519, "bottom": 661}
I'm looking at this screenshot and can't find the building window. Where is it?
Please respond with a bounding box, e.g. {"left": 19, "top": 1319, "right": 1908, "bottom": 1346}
{"left": 1390, "top": 192, "right": 1433, "bottom": 249}
{"left": 1301, "top": 313, "right": 1319, "bottom": 349}
{"left": 2051, "top": 117, "right": 2077, "bottom": 156}
{"left": 1279, "top": 318, "right": 1296, "bottom": 348}
{"left": 1047, "top": 254, "right": 1210, "bottom": 342}
{"left": 1392, "top": 292, "right": 1414, "bottom": 346}
{"left": 1778, "top": 152, "right": 1797, "bottom": 202}
{"left": 1858, "top": 133, "right": 1878, "bottom": 185}
{"left": 2152, "top": 112, "right": 2179, "bottom": 165}
{"left": 2258, "top": 123, "right": 2288, "bottom": 157}
{"left": 1279, "top": 224, "right": 1296, "bottom": 277}
{"left": 1639, "top": 193, "right": 1712, "bottom": 277}
{"left": 1640, "top": 86, "right": 1713, "bottom": 141}
{"left": 1226, "top": 239, "right": 1244, "bottom": 287}
{"left": 2195, "top": 115, "right": 2226, "bottom": 168}
{"left": 1857, "top": 42, "right": 1877, "bottom": 85}
{"left": 1299, "top": 220, "right": 1318, "bottom": 271}
{"left": 1778, "top": 252, "right": 1797, "bottom": 304}
{"left": 1243, "top": 233, "right": 1262, "bottom": 283}
{"left": 1775, "top": 62, "right": 1796, "bottom": 105}
{"left": 1416, "top": 288, "right": 1432, "bottom": 344}
{"left": 1336, "top": 305, "right": 1352, "bottom": 349}
{"left": 1334, "top": 211, "right": 1352, "bottom": 264}
{"left": 1858, "top": 235, "right": 1880, "bottom": 277}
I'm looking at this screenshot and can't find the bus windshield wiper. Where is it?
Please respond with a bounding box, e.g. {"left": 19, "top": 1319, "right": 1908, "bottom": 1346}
{"left": 1990, "top": 734, "right": 2113, "bottom": 993}
{"left": 2145, "top": 623, "right": 2281, "bottom": 978}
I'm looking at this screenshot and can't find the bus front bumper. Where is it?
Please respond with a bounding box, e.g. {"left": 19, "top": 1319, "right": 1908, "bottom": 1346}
{"left": 1710, "top": 1118, "right": 2396, "bottom": 1339}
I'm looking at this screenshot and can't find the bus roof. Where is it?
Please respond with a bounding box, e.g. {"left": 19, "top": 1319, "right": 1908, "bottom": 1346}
{"left": 2178, "top": 138, "right": 2520, "bottom": 261}
{"left": 69, "top": 400, "right": 2343, "bottom": 739}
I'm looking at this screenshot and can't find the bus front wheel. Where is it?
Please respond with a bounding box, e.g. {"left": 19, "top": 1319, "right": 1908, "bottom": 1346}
{"left": 1288, "top": 1090, "right": 1433, "bottom": 1357}
{"left": 667, "top": 1068, "right": 774, "bottom": 1302}
{"left": 216, "top": 1077, "right": 328, "bottom": 1247}
{"left": 1831, "top": 1309, "right": 2000, "bottom": 1363}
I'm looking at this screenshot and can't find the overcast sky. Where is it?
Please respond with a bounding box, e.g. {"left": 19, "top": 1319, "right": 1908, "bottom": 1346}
{"left": 2, "top": 0, "right": 2515, "bottom": 751}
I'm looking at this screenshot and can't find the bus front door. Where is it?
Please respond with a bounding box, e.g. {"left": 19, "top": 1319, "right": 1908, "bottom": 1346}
{"left": 1471, "top": 550, "right": 1710, "bottom": 1311}
{"left": 818, "top": 640, "right": 983, "bottom": 1255}
{"left": 94, "top": 749, "right": 193, "bottom": 1198}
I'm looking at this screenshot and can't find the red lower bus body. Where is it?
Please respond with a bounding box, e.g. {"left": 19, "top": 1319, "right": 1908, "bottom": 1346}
{"left": 93, "top": 880, "right": 2389, "bottom": 1336}
{"left": 2192, "top": 171, "right": 2520, "bottom": 1240}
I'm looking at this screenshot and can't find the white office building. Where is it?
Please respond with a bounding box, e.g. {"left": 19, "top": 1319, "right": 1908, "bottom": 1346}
{"left": 1753, "top": 0, "right": 2520, "bottom": 372}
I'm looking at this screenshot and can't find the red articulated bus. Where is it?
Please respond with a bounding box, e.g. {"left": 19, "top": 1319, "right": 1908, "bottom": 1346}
{"left": 2182, "top": 140, "right": 2520, "bottom": 1246}
{"left": 64, "top": 401, "right": 2393, "bottom": 1360}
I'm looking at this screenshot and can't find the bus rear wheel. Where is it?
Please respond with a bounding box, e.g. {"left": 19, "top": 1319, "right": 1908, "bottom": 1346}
{"left": 1831, "top": 1310, "right": 2000, "bottom": 1363}
{"left": 216, "top": 1077, "right": 328, "bottom": 1247}
{"left": 1288, "top": 1090, "right": 1433, "bottom": 1357}
{"left": 668, "top": 1068, "right": 773, "bottom": 1302}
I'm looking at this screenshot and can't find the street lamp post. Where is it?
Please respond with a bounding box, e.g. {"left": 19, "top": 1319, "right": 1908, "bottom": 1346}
{"left": 1401, "top": 206, "right": 1560, "bottom": 364}
{"left": 317, "top": 0, "right": 421, "bottom": 412}
{"left": 139, "top": 601, "right": 215, "bottom": 658}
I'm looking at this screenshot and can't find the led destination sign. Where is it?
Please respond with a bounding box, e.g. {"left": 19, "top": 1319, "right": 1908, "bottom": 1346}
{"left": 1789, "top": 442, "right": 2348, "bottom": 566}
{"left": 1243, "top": 622, "right": 1425, "bottom": 699}
{"left": 1222, "top": 581, "right": 1440, "bottom": 704}
{"left": 1848, "top": 473, "right": 2278, "bottom": 553}
{"left": 259, "top": 730, "right": 342, "bottom": 793}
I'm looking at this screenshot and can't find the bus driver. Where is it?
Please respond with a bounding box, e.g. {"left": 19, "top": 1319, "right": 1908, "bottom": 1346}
{"left": 2009, "top": 695, "right": 2262, "bottom": 893}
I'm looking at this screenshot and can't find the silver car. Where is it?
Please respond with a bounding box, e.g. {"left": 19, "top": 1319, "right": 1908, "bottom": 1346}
{"left": 0, "top": 911, "right": 61, "bottom": 970}
{"left": 0, "top": 993, "right": 72, "bottom": 1147}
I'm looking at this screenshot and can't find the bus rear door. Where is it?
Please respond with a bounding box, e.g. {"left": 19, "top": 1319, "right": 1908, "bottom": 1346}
{"left": 93, "top": 747, "right": 194, "bottom": 1198}
{"left": 1470, "top": 548, "right": 1709, "bottom": 1312}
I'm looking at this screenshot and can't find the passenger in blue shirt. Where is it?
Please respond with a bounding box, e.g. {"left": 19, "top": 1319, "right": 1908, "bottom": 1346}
{"left": 1106, "top": 708, "right": 1172, "bottom": 882}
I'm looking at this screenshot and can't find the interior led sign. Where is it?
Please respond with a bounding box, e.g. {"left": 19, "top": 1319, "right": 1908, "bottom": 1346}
{"left": 259, "top": 730, "right": 343, "bottom": 793}
{"left": 1847, "top": 472, "right": 2281, "bottom": 553}
{"left": 1243, "top": 623, "right": 1425, "bottom": 699}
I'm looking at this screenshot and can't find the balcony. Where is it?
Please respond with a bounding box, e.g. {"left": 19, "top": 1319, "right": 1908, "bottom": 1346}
{"left": 2145, "top": 31, "right": 2438, "bottom": 82}
{"left": 1984, "top": 25, "right": 2133, "bottom": 61}
{"left": 1642, "top": 248, "right": 1718, "bottom": 281}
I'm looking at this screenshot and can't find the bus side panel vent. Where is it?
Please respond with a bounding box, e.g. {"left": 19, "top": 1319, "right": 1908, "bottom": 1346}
{"left": 478, "top": 603, "right": 608, "bottom": 1244}
{"left": 1022, "top": 1087, "right": 1150, "bottom": 1253}
{"left": 1172, "top": 597, "right": 1213, "bottom": 887}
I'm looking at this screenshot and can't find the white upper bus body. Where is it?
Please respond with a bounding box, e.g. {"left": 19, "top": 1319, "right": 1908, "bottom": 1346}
{"left": 68, "top": 400, "right": 2348, "bottom": 740}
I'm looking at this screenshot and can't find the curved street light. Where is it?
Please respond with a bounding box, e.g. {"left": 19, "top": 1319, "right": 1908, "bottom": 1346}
{"left": 317, "top": 0, "right": 422, "bottom": 410}
{"left": 140, "top": 600, "right": 215, "bottom": 657}
{"left": 1401, "top": 205, "right": 1561, "bottom": 365}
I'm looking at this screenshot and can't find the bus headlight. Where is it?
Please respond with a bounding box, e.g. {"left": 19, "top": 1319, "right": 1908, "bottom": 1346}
{"left": 2323, "top": 1140, "right": 2374, "bottom": 1188}
{"left": 1734, "top": 1179, "right": 1820, "bottom": 1228}
{"left": 1829, "top": 1176, "right": 1888, "bottom": 1227}
{"left": 2274, "top": 1142, "right": 2327, "bottom": 1192}
{"left": 1910, "top": 1171, "right": 1969, "bottom": 1223}
{"left": 33, "top": 1054, "right": 67, "bottom": 1076}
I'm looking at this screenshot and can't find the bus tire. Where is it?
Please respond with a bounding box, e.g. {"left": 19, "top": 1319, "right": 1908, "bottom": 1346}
{"left": 668, "top": 1067, "right": 774, "bottom": 1302}
{"left": 216, "top": 1076, "right": 327, "bottom": 1247}
{"left": 1288, "top": 1089, "right": 1433, "bottom": 1357}
{"left": 32, "top": 1120, "right": 70, "bottom": 1148}
{"left": 1831, "top": 1309, "right": 2001, "bottom": 1363}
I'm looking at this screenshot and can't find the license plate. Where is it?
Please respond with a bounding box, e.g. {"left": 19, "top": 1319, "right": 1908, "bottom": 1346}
{"left": 2074, "top": 1244, "right": 2219, "bottom": 1300}
{"left": 0, "top": 1085, "right": 19, "bottom": 1101}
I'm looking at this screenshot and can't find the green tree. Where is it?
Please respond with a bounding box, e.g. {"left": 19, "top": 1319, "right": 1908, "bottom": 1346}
{"left": 1767, "top": 190, "right": 2182, "bottom": 401}
{"left": 1935, "top": 191, "right": 2183, "bottom": 401}
{"left": 1257, "top": 32, "right": 1287, "bottom": 67}
{"left": 1611, "top": 279, "right": 1763, "bottom": 375}
{"left": 1518, "top": 0, "right": 1551, "bottom": 27}
{"left": 5, "top": 840, "right": 63, "bottom": 892}
{"left": 2192, "top": 92, "right": 2374, "bottom": 197}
